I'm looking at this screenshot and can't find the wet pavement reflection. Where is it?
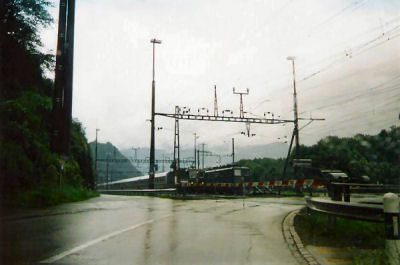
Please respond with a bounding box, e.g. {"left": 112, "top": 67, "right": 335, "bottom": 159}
{"left": 1, "top": 195, "right": 304, "bottom": 265}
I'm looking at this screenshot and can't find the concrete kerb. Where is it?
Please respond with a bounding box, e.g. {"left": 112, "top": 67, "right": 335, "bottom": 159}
{"left": 282, "top": 208, "right": 320, "bottom": 265}
{"left": 0, "top": 207, "right": 105, "bottom": 223}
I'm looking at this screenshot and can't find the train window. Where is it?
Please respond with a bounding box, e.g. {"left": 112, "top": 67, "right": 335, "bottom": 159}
{"left": 234, "top": 169, "right": 241, "bottom": 176}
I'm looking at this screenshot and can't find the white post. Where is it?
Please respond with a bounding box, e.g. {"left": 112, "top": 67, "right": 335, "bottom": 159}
{"left": 383, "top": 193, "right": 400, "bottom": 265}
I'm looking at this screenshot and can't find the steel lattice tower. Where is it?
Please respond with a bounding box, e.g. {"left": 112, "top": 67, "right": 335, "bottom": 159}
{"left": 214, "top": 85, "right": 218, "bottom": 117}
{"left": 233, "top": 87, "right": 249, "bottom": 118}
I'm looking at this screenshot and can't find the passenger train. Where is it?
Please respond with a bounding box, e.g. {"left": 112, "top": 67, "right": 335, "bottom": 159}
{"left": 97, "top": 160, "right": 361, "bottom": 194}
{"left": 97, "top": 166, "right": 251, "bottom": 192}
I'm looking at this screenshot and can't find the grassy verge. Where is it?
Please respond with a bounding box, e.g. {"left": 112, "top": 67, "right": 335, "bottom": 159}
{"left": 294, "top": 208, "right": 388, "bottom": 265}
{"left": 17, "top": 185, "right": 99, "bottom": 208}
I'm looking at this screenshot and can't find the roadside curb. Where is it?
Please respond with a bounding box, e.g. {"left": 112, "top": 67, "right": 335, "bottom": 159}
{"left": 282, "top": 208, "right": 320, "bottom": 265}
{"left": 0, "top": 208, "right": 104, "bottom": 223}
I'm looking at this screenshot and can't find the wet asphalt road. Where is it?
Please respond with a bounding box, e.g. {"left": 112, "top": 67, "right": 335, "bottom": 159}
{"left": 1, "top": 195, "right": 305, "bottom": 265}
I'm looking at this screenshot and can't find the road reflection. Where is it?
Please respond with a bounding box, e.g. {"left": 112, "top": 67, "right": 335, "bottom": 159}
{"left": 141, "top": 198, "right": 180, "bottom": 264}
{"left": 142, "top": 198, "right": 154, "bottom": 264}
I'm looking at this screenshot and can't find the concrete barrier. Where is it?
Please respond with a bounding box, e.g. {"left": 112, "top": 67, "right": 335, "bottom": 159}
{"left": 383, "top": 193, "right": 400, "bottom": 265}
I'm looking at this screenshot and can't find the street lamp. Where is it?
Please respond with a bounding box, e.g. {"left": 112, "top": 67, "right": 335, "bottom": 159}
{"left": 149, "top": 38, "right": 162, "bottom": 189}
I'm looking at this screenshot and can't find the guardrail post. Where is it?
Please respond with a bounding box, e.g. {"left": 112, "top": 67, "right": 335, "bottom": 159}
{"left": 331, "top": 184, "right": 342, "bottom": 201}
{"left": 344, "top": 185, "right": 350, "bottom": 202}
{"left": 308, "top": 185, "right": 313, "bottom": 197}
{"left": 383, "top": 193, "right": 400, "bottom": 265}
{"left": 329, "top": 215, "right": 336, "bottom": 228}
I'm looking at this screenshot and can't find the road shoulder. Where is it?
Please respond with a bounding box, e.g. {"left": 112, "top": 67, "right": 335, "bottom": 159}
{"left": 282, "top": 209, "right": 320, "bottom": 265}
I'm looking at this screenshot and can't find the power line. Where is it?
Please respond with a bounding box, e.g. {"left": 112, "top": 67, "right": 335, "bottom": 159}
{"left": 299, "top": 62, "right": 400, "bottom": 94}
{"left": 300, "top": 26, "right": 400, "bottom": 82}
{"left": 246, "top": 40, "right": 399, "bottom": 116}
{"left": 306, "top": 0, "right": 369, "bottom": 38}
{"left": 300, "top": 95, "right": 400, "bottom": 134}
{"left": 304, "top": 104, "right": 400, "bottom": 135}
{"left": 301, "top": 78, "right": 400, "bottom": 114}
{"left": 305, "top": 84, "right": 400, "bottom": 114}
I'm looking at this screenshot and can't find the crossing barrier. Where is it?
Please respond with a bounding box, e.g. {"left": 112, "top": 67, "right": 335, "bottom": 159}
{"left": 180, "top": 178, "right": 326, "bottom": 189}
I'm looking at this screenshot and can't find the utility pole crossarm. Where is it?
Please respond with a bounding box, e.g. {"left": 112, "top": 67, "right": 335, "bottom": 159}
{"left": 298, "top": 117, "right": 325, "bottom": 121}
{"left": 155, "top": 112, "right": 293, "bottom": 124}
{"left": 97, "top": 158, "right": 194, "bottom": 164}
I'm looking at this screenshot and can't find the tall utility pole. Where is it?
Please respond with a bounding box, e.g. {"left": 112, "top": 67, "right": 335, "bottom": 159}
{"left": 287, "top": 56, "right": 300, "bottom": 159}
{"left": 162, "top": 154, "right": 165, "bottom": 172}
{"left": 193, "top": 133, "right": 199, "bottom": 169}
{"left": 173, "top": 106, "right": 180, "bottom": 183}
{"left": 281, "top": 57, "right": 325, "bottom": 180}
{"left": 233, "top": 87, "right": 249, "bottom": 118}
{"left": 63, "top": 0, "right": 75, "bottom": 154}
{"left": 232, "top": 138, "right": 235, "bottom": 164}
{"left": 197, "top": 149, "right": 200, "bottom": 169}
{"left": 214, "top": 85, "right": 218, "bottom": 116}
{"left": 106, "top": 153, "right": 110, "bottom": 190}
{"left": 95, "top": 128, "right": 100, "bottom": 185}
{"left": 200, "top": 143, "right": 206, "bottom": 169}
{"left": 51, "top": 0, "right": 76, "bottom": 155}
{"left": 112, "top": 147, "right": 117, "bottom": 182}
{"left": 149, "top": 38, "right": 161, "bottom": 189}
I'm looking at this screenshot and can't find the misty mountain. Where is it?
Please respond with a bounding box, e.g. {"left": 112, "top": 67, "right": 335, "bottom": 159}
{"left": 119, "top": 147, "right": 175, "bottom": 174}
{"left": 120, "top": 142, "right": 288, "bottom": 172}
{"left": 89, "top": 142, "right": 142, "bottom": 183}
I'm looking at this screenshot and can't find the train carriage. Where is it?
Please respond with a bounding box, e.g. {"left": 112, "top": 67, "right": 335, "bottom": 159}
{"left": 97, "top": 171, "right": 171, "bottom": 190}
{"left": 204, "top": 166, "right": 250, "bottom": 184}
{"left": 98, "top": 166, "right": 251, "bottom": 194}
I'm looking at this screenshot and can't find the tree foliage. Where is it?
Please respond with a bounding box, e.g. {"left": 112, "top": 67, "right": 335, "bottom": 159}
{"left": 237, "top": 127, "right": 400, "bottom": 184}
{"left": 236, "top": 158, "right": 290, "bottom": 181}
{"left": 1, "top": 1, "right": 95, "bottom": 206}
{"left": 299, "top": 126, "right": 400, "bottom": 184}
{"left": 0, "top": 90, "right": 56, "bottom": 195}
{"left": 1, "top": 0, "right": 54, "bottom": 99}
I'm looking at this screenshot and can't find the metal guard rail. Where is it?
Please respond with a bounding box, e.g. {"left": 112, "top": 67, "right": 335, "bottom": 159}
{"left": 330, "top": 182, "right": 400, "bottom": 192}
{"left": 305, "top": 197, "right": 383, "bottom": 223}
{"left": 99, "top": 188, "right": 176, "bottom": 196}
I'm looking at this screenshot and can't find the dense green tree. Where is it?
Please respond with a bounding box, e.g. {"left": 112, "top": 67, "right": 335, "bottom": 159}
{"left": 298, "top": 126, "right": 400, "bottom": 184}
{"left": 1, "top": 0, "right": 55, "bottom": 98}
{"left": 1, "top": 1, "right": 96, "bottom": 206}
{"left": 237, "top": 127, "right": 399, "bottom": 184}
{"left": 0, "top": 91, "right": 57, "bottom": 196}
{"left": 237, "top": 157, "right": 290, "bottom": 181}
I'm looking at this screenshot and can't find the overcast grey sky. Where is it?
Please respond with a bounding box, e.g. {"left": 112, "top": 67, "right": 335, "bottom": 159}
{"left": 41, "top": 0, "right": 400, "bottom": 151}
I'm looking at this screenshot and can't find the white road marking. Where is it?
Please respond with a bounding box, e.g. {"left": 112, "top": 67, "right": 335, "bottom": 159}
{"left": 40, "top": 216, "right": 169, "bottom": 263}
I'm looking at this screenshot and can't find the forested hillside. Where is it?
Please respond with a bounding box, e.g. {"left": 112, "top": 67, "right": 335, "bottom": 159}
{"left": 89, "top": 142, "right": 142, "bottom": 183}
{"left": 300, "top": 126, "right": 400, "bottom": 184}
{"left": 237, "top": 126, "right": 400, "bottom": 184}
{"left": 1, "top": 1, "right": 96, "bottom": 207}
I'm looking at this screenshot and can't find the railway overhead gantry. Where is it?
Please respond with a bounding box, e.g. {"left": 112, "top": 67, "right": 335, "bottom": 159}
{"left": 155, "top": 109, "right": 295, "bottom": 180}
{"left": 155, "top": 112, "right": 293, "bottom": 124}
{"left": 155, "top": 107, "right": 324, "bottom": 183}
